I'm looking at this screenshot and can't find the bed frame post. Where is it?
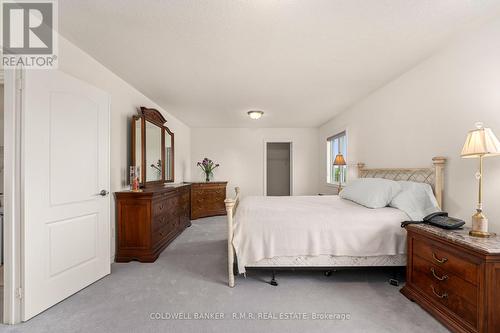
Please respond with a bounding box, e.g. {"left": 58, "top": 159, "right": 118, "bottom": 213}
{"left": 432, "top": 156, "right": 447, "bottom": 209}
{"left": 225, "top": 187, "right": 240, "bottom": 288}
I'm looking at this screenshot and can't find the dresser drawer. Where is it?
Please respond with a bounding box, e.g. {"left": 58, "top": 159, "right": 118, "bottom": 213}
{"left": 152, "top": 216, "right": 177, "bottom": 244}
{"left": 411, "top": 266, "right": 478, "bottom": 328}
{"left": 413, "top": 237, "right": 478, "bottom": 285}
{"left": 152, "top": 193, "right": 178, "bottom": 217}
{"left": 180, "top": 191, "right": 190, "bottom": 210}
{"left": 152, "top": 224, "right": 170, "bottom": 245}
{"left": 152, "top": 199, "right": 168, "bottom": 217}
{"left": 152, "top": 215, "right": 168, "bottom": 231}
{"left": 192, "top": 188, "right": 225, "bottom": 201}
{"left": 412, "top": 255, "right": 477, "bottom": 306}
{"left": 178, "top": 185, "right": 190, "bottom": 195}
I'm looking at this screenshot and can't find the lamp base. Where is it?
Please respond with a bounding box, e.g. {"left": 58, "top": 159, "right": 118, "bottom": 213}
{"left": 469, "top": 230, "right": 496, "bottom": 238}
{"left": 469, "top": 210, "right": 495, "bottom": 238}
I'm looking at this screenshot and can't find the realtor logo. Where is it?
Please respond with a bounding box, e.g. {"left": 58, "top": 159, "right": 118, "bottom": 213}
{"left": 2, "top": 0, "right": 58, "bottom": 68}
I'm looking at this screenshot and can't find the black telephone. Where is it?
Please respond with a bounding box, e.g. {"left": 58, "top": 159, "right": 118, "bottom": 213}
{"left": 401, "top": 212, "right": 465, "bottom": 230}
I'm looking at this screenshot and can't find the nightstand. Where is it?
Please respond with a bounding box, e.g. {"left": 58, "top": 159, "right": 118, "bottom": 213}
{"left": 401, "top": 224, "right": 500, "bottom": 333}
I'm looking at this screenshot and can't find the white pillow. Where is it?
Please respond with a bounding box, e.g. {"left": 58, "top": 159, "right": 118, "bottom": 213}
{"left": 339, "top": 178, "right": 402, "bottom": 208}
{"left": 389, "top": 181, "right": 440, "bottom": 221}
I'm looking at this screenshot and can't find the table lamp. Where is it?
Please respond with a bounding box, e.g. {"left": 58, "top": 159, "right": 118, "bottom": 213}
{"left": 333, "top": 154, "right": 347, "bottom": 194}
{"left": 461, "top": 122, "right": 500, "bottom": 237}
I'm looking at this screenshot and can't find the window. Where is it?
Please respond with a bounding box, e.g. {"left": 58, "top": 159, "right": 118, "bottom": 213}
{"left": 327, "top": 131, "right": 347, "bottom": 185}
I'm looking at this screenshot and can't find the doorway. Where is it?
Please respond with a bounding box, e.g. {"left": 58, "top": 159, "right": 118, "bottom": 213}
{"left": 265, "top": 142, "right": 292, "bottom": 196}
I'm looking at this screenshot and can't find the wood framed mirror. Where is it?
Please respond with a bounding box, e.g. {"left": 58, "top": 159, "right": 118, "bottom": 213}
{"left": 132, "top": 107, "right": 174, "bottom": 187}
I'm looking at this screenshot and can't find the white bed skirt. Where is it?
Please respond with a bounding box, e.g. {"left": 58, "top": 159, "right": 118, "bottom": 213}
{"left": 245, "top": 254, "right": 406, "bottom": 268}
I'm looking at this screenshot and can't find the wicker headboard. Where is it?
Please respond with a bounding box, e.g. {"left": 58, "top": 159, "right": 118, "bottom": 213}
{"left": 357, "top": 157, "right": 447, "bottom": 209}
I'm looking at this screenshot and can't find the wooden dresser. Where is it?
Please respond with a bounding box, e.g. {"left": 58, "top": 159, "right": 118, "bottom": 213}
{"left": 401, "top": 224, "right": 500, "bottom": 333}
{"left": 115, "top": 184, "right": 190, "bottom": 262}
{"left": 190, "top": 182, "right": 227, "bottom": 220}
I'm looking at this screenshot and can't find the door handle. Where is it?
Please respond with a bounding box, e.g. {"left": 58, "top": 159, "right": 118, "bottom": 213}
{"left": 99, "top": 190, "right": 109, "bottom": 197}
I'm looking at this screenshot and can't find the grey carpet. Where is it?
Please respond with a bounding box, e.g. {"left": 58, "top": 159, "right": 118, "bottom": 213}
{"left": 0, "top": 216, "right": 448, "bottom": 333}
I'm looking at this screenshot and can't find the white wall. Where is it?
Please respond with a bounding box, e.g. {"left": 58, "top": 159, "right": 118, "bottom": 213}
{"left": 58, "top": 36, "right": 191, "bottom": 258}
{"left": 319, "top": 16, "right": 500, "bottom": 232}
{"left": 191, "top": 128, "right": 319, "bottom": 198}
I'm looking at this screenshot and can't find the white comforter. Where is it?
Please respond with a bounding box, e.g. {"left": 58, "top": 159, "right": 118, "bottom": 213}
{"left": 232, "top": 195, "right": 409, "bottom": 273}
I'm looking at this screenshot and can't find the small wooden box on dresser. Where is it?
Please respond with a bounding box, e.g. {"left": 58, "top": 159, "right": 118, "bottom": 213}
{"left": 190, "top": 182, "right": 228, "bottom": 220}
{"left": 401, "top": 224, "right": 500, "bottom": 333}
{"left": 115, "top": 184, "right": 191, "bottom": 262}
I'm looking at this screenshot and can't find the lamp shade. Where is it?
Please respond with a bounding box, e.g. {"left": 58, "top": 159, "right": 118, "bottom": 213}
{"left": 333, "top": 154, "right": 346, "bottom": 165}
{"left": 461, "top": 123, "right": 500, "bottom": 158}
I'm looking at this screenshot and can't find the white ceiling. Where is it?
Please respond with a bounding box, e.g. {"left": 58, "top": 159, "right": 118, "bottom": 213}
{"left": 59, "top": 1, "right": 500, "bottom": 128}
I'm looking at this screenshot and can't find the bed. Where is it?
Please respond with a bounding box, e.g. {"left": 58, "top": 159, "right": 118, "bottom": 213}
{"left": 224, "top": 157, "right": 447, "bottom": 287}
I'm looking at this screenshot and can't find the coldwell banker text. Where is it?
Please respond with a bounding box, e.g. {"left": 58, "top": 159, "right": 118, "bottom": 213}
{"left": 2, "top": 0, "right": 58, "bottom": 68}
{"left": 149, "top": 312, "right": 351, "bottom": 321}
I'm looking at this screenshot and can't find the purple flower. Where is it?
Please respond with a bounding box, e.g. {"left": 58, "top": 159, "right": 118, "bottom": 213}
{"left": 197, "top": 158, "right": 220, "bottom": 179}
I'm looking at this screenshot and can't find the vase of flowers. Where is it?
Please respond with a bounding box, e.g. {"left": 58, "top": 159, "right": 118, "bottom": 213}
{"left": 197, "top": 158, "right": 219, "bottom": 182}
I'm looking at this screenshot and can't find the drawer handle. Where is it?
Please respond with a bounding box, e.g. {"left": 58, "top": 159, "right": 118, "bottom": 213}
{"left": 430, "top": 267, "right": 448, "bottom": 281}
{"left": 432, "top": 253, "right": 448, "bottom": 264}
{"left": 430, "top": 285, "right": 448, "bottom": 299}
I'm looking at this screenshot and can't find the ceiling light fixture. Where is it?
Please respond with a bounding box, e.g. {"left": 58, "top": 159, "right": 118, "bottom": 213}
{"left": 247, "top": 110, "right": 264, "bottom": 120}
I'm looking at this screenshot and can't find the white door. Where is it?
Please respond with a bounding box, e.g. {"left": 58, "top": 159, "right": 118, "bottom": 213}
{"left": 21, "top": 69, "right": 110, "bottom": 320}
